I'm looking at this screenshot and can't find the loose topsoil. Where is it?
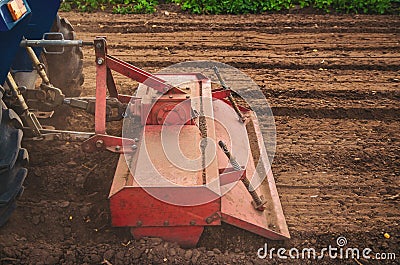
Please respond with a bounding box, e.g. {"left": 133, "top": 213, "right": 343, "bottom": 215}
{"left": 0, "top": 10, "right": 399, "bottom": 265}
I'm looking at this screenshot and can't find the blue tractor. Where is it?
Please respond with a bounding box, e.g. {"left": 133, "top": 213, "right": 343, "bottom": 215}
{"left": 0, "top": 0, "right": 83, "bottom": 225}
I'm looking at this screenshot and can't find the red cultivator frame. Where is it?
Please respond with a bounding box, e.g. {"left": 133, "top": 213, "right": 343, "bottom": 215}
{"left": 80, "top": 37, "right": 289, "bottom": 247}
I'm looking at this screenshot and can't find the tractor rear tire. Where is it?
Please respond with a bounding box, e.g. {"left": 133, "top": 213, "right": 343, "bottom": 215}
{"left": 0, "top": 97, "right": 28, "bottom": 226}
{"left": 43, "top": 15, "right": 84, "bottom": 97}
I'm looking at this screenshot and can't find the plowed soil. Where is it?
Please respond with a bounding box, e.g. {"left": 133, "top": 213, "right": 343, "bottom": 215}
{"left": 1, "top": 10, "right": 399, "bottom": 265}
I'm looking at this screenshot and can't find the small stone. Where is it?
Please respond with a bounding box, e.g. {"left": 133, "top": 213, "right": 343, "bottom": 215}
{"left": 90, "top": 254, "right": 102, "bottom": 263}
{"left": 59, "top": 201, "right": 70, "bottom": 208}
{"left": 3, "top": 247, "right": 15, "bottom": 257}
{"left": 150, "top": 237, "right": 163, "bottom": 245}
{"left": 63, "top": 227, "right": 72, "bottom": 235}
{"left": 79, "top": 205, "right": 91, "bottom": 217}
{"left": 169, "top": 248, "right": 176, "bottom": 256}
{"left": 116, "top": 251, "right": 125, "bottom": 261}
{"left": 184, "top": 250, "right": 193, "bottom": 259}
{"left": 32, "top": 216, "right": 40, "bottom": 225}
{"left": 132, "top": 248, "right": 143, "bottom": 259}
{"left": 45, "top": 255, "right": 60, "bottom": 265}
{"left": 192, "top": 249, "right": 201, "bottom": 263}
{"left": 103, "top": 249, "right": 115, "bottom": 260}
{"left": 65, "top": 250, "right": 76, "bottom": 262}
{"left": 206, "top": 251, "right": 214, "bottom": 257}
{"left": 213, "top": 248, "right": 221, "bottom": 254}
{"left": 66, "top": 160, "right": 77, "bottom": 166}
{"left": 178, "top": 248, "right": 185, "bottom": 256}
{"left": 31, "top": 249, "right": 50, "bottom": 261}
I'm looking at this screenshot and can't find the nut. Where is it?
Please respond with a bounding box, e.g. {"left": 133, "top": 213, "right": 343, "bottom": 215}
{"left": 95, "top": 139, "right": 104, "bottom": 148}
{"left": 97, "top": 58, "right": 104, "bottom": 65}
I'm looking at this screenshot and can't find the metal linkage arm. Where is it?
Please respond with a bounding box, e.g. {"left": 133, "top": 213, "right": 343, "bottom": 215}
{"left": 213, "top": 66, "right": 245, "bottom": 122}
{"left": 218, "top": 140, "right": 267, "bottom": 211}
{"left": 64, "top": 97, "right": 127, "bottom": 122}
{"left": 20, "top": 39, "right": 93, "bottom": 48}
{"left": 106, "top": 55, "right": 185, "bottom": 95}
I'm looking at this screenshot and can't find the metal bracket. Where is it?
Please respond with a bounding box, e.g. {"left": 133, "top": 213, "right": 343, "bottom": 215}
{"left": 42, "top": 32, "right": 65, "bottom": 54}
{"left": 39, "top": 83, "right": 65, "bottom": 108}
{"left": 29, "top": 110, "right": 54, "bottom": 119}
{"left": 82, "top": 134, "right": 139, "bottom": 154}
{"left": 205, "top": 212, "right": 221, "bottom": 224}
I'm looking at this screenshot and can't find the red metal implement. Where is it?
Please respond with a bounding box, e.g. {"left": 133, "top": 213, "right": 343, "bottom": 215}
{"left": 84, "top": 37, "right": 289, "bottom": 247}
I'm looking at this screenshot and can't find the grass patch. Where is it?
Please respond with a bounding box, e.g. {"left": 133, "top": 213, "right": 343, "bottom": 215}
{"left": 60, "top": 0, "right": 399, "bottom": 14}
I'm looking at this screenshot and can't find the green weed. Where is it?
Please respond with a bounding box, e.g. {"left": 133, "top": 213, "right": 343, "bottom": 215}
{"left": 60, "top": 0, "right": 397, "bottom": 14}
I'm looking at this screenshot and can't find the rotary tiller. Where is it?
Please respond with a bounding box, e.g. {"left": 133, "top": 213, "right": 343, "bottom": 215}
{"left": 77, "top": 37, "right": 290, "bottom": 247}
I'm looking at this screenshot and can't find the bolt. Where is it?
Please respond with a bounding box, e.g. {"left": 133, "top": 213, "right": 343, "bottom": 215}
{"left": 97, "top": 58, "right": 104, "bottom": 65}
{"left": 136, "top": 220, "right": 142, "bottom": 227}
{"left": 115, "top": 145, "right": 121, "bottom": 151}
{"left": 185, "top": 87, "right": 190, "bottom": 90}
{"left": 96, "top": 42, "right": 102, "bottom": 49}
{"left": 169, "top": 95, "right": 173, "bottom": 99}
{"left": 186, "top": 95, "right": 190, "bottom": 99}
{"left": 164, "top": 220, "right": 169, "bottom": 226}
{"left": 132, "top": 144, "right": 137, "bottom": 150}
{"left": 190, "top": 220, "right": 196, "bottom": 226}
{"left": 205, "top": 217, "right": 213, "bottom": 224}
{"left": 95, "top": 139, "right": 104, "bottom": 148}
{"left": 133, "top": 138, "right": 139, "bottom": 142}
